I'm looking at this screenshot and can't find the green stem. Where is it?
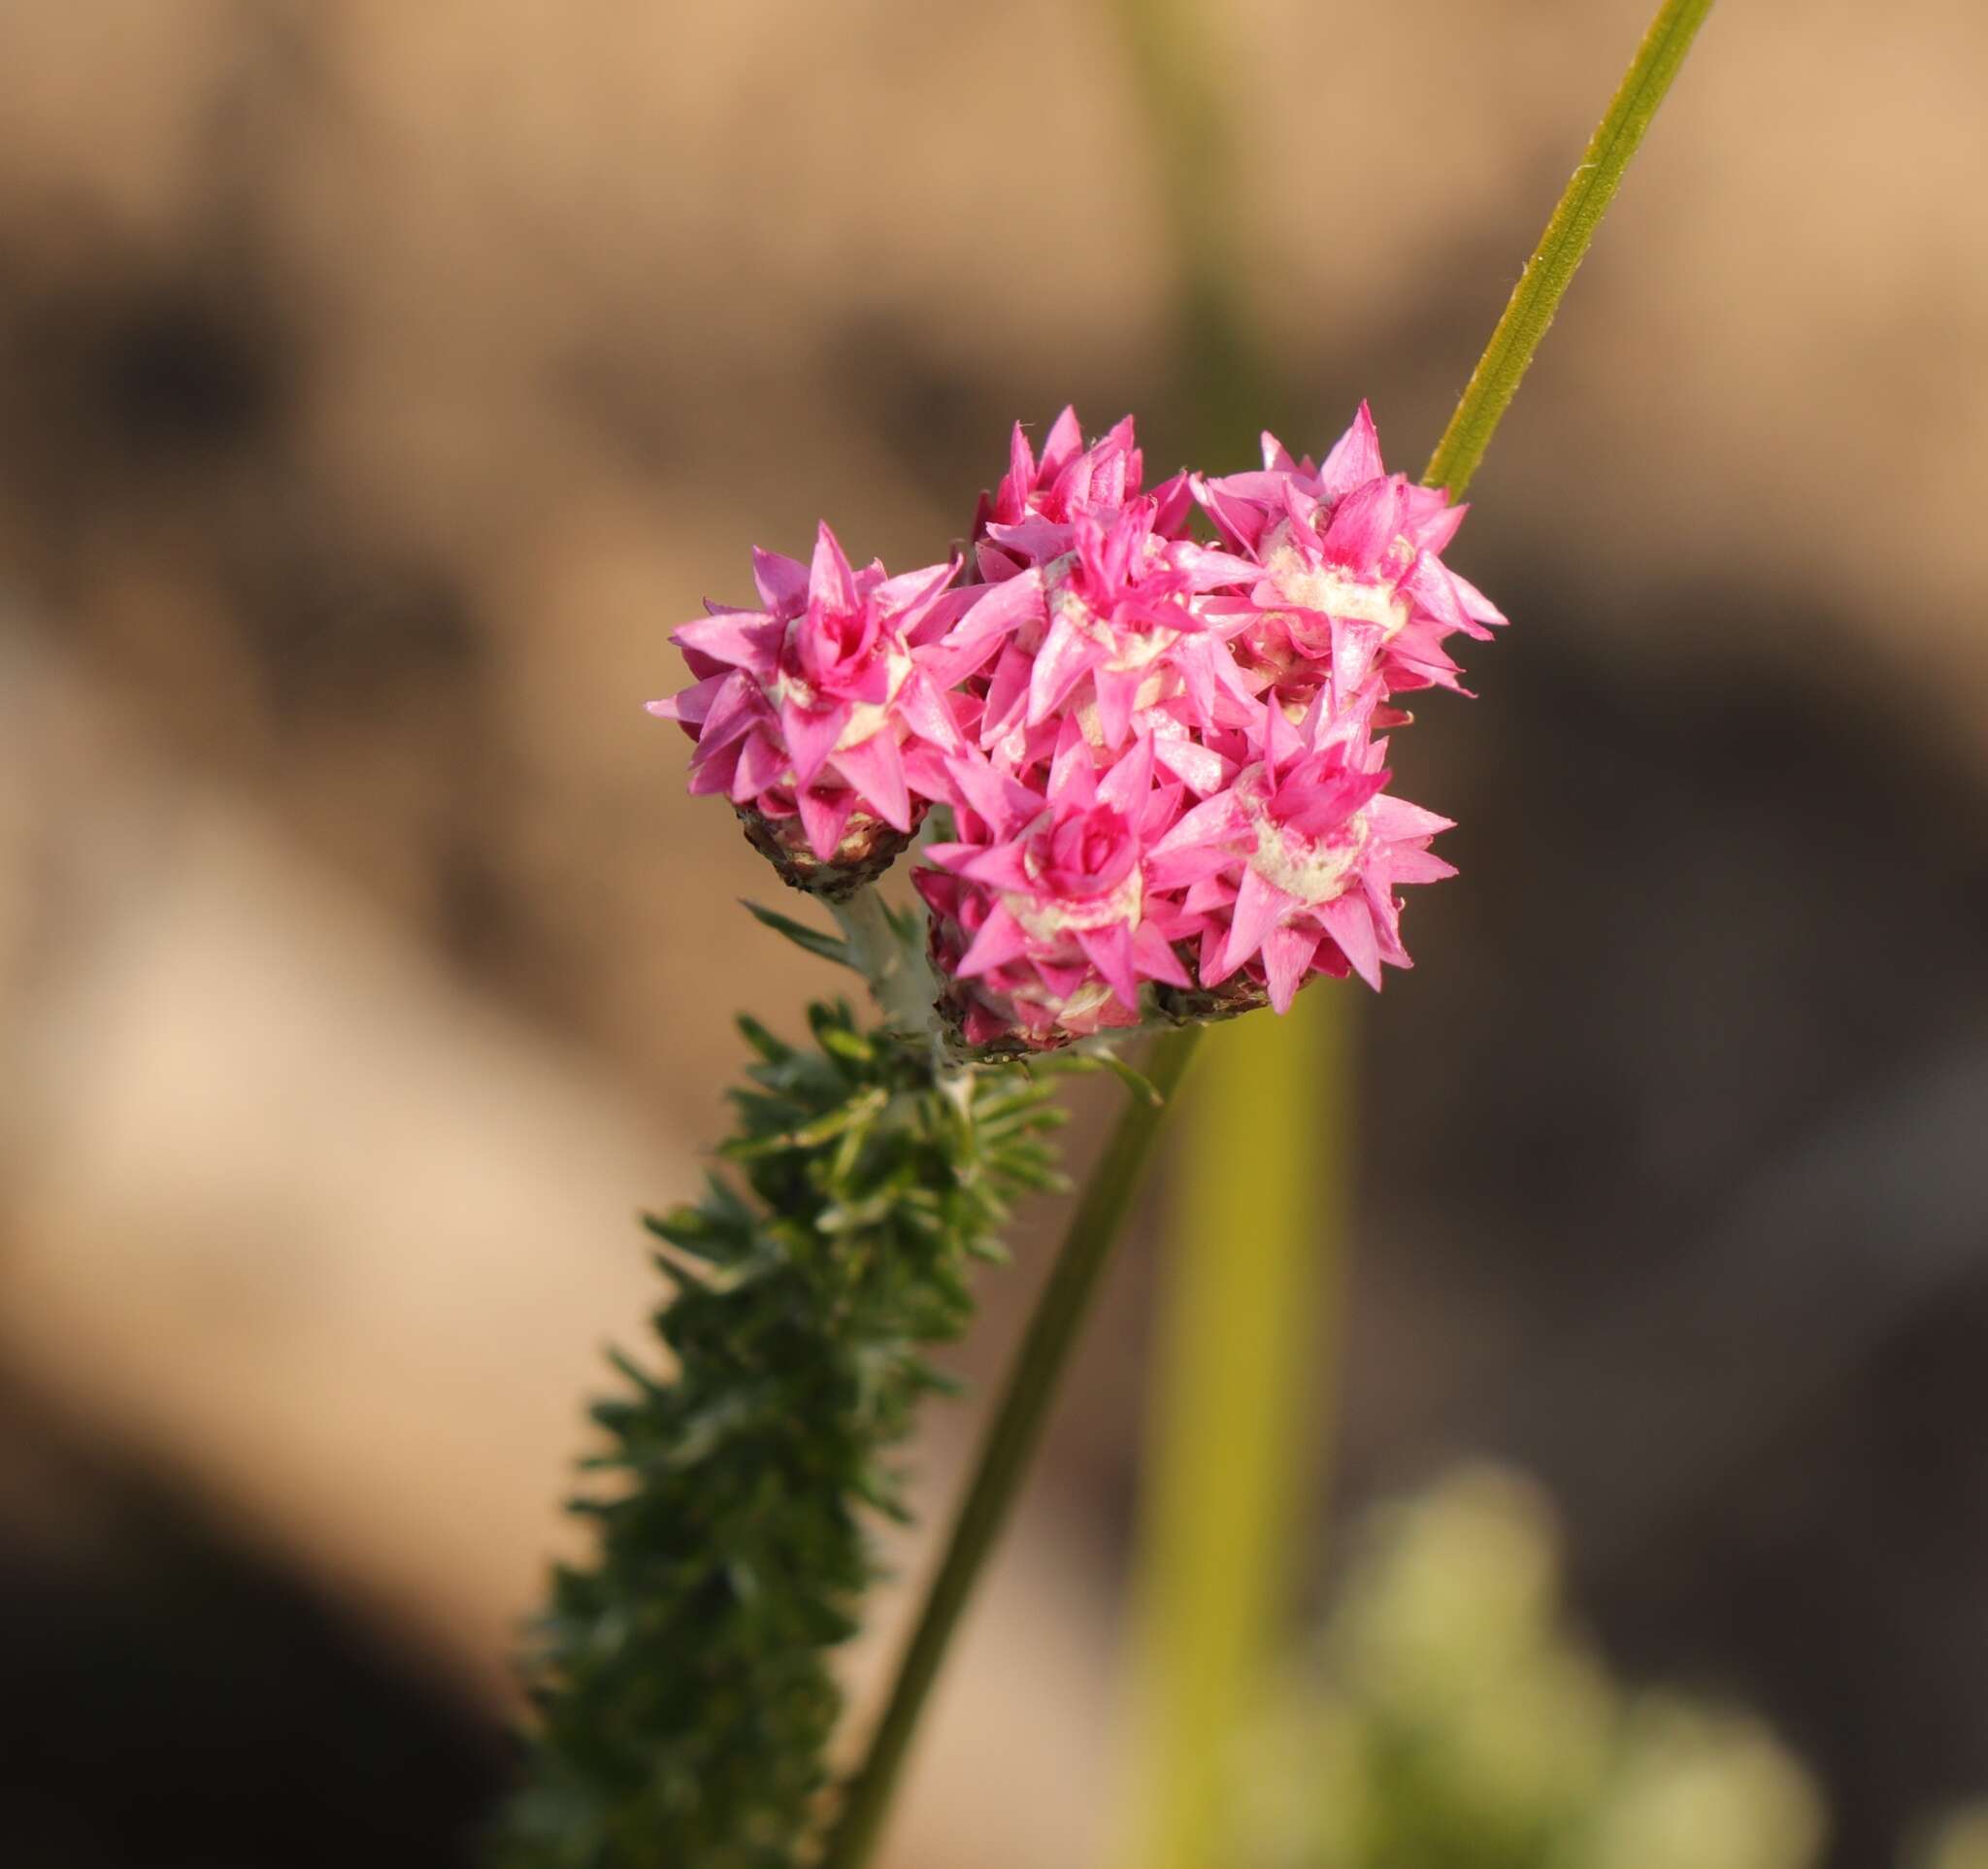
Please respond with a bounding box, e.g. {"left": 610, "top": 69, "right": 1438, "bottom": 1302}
{"left": 830, "top": 886, "right": 939, "bottom": 1039}
{"left": 815, "top": 1025, "right": 1205, "bottom": 1869}
{"left": 817, "top": 4, "right": 1717, "bottom": 1860}
{"left": 1422, "top": 0, "right": 1715, "bottom": 501}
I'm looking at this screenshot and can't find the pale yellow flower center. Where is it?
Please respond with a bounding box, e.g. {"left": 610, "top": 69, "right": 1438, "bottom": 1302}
{"left": 1236, "top": 764, "right": 1371, "bottom": 906}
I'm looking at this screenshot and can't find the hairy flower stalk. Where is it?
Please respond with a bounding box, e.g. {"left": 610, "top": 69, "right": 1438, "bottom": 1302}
{"left": 500, "top": 989, "right": 1063, "bottom": 1869}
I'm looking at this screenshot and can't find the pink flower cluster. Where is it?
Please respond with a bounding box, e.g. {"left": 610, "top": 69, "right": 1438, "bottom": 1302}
{"left": 650, "top": 406, "right": 1504, "bottom": 1052}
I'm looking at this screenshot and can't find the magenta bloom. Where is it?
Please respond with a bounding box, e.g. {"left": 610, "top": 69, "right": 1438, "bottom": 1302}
{"left": 943, "top": 502, "right": 1260, "bottom": 761}
{"left": 650, "top": 404, "right": 1495, "bottom": 1037}
{"left": 1147, "top": 698, "right": 1455, "bottom": 1010}
{"left": 913, "top": 727, "right": 1196, "bottom": 1050}
{"left": 971, "top": 406, "right": 1192, "bottom": 582}
{"left": 1197, "top": 403, "right": 1506, "bottom": 709}
{"left": 648, "top": 523, "right": 971, "bottom": 894}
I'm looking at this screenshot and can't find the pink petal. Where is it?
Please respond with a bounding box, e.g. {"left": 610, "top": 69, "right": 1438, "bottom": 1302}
{"left": 1034, "top": 956, "right": 1090, "bottom": 1001}
{"left": 731, "top": 730, "right": 788, "bottom": 801}
{"left": 1089, "top": 666, "right": 1141, "bottom": 748}
{"left": 1182, "top": 875, "right": 1235, "bottom": 915}
{"left": 1145, "top": 842, "right": 1233, "bottom": 892}
{"left": 948, "top": 567, "right": 1046, "bottom": 650}
{"left": 988, "top": 516, "right": 1076, "bottom": 564}
{"left": 1195, "top": 922, "right": 1233, "bottom": 985}
{"left": 1007, "top": 420, "right": 1038, "bottom": 503}
{"left": 1448, "top": 567, "right": 1508, "bottom": 628}
{"left": 1368, "top": 796, "right": 1455, "bottom": 842}
{"left": 831, "top": 731, "right": 912, "bottom": 832}
{"left": 959, "top": 845, "right": 1033, "bottom": 891}
{"left": 780, "top": 698, "right": 845, "bottom": 788}
{"left": 1403, "top": 552, "right": 1470, "bottom": 635}
{"left": 1195, "top": 480, "right": 1270, "bottom": 553}
{"left": 1332, "top": 617, "right": 1385, "bottom": 697}
{"left": 904, "top": 583, "right": 980, "bottom": 648}
{"left": 1209, "top": 468, "right": 1294, "bottom": 504}
{"left": 808, "top": 522, "right": 859, "bottom": 613}
{"left": 1405, "top": 494, "right": 1466, "bottom": 555}
{"left": 1384, "top": 846, "right": 1457, "bottom": 885}
{"left": 1149, "top": 471, "right": 1195, "bottom": 537}
{"left": 1318, "top": 893, "right": 1382, "bottom": 990}
{"left": 1047, "top": 716, "right": 1099, "bottom": 807}
{"left": 902, "top": 742, "right": 955, "bottom": 804}
{"left": 978, "top": 645, "right": 1034, "bottom": 749}
{"left": 1319, "top": 474, "right": 1405, "bottom": 568}
{"left": 1363, "top": 874, "right": 1412, "bottom": 965}
{"left": 1132, "top": 919, "right": 1193, "bottom": 988}
{"left": 957, "top": 906, "right": 1031, "bottom": 979}
{"left": 796, "top": 786, "right": 855, "bottom": 862}
{"left": 1175, "top": 544, "right": 1263, "bottom": 592}
{"left": 1076, "top": 924, "right": 1140, "bottom": 1010}
{"left": 697, "top": 671, "right": 772, "bottom": 756}
{"left": 751, "top": 548, "right": 810, "bottom": 612}
{"left": 646, "top": 671, "right": 726, "bottom": 728}
{"left": 962, "top": 999, "right": 1012, "bottom": 1047}
{"left": 1261, "top": 700, "right": 1307, "bottom": 778}
{"left": 944, "top": 751, "right": 1037, "bottom": 835}
{"left": 1025, "top": 617, "right": 1102, "bottom": 727}
{"left": 1098, "top": 732, "right": 1154, "bottom": 816}
{"left": 1039, "top": 406, "right": 1084, "bottom": 482}
{"left": 893, "top": 669, "right": 965, "bottom": 752}
{"left": 1151, "top": 790, "right": 1242, "bottom": 857}
{"left": 686, "top": 736, "right": 743, "bottom": 797}
{"left": 976, "top": 540, "right": 1023, "bottom": 582}
{"left": 1261, "top": 924, "right": 1320, "bottom": 1014}
{"left": 1152, "top": 733, "right": 1234, "bottom": 797}
{"left": 673, "top": 610, "right": 782, "bottom": 675}
{"left": 1144, "top": 775, "right": 1184, "bottom": 837}
{"left": 915, "top": 629, "right": 1007, "bottom": 694}
{"left": 1315, "top": 401, "right": 1384, "bottom": 502}
{"left": 875, "top": 557, "right": 960, "bottom": 622}
{"left": 1220, "top": 865, "right": 1296, "bottom": 979}
{"left": 1198, "top": 921, "right": 1243, "bottom": 986}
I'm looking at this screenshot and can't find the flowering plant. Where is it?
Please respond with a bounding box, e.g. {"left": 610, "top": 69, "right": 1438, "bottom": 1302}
{"left": 501, "top": 4, "right": 1715, "bottom": 1866}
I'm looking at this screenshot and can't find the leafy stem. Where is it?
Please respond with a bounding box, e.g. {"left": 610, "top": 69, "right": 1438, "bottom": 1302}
{"left": 498, "top": 993, "right": 1062, "bottom": 1869}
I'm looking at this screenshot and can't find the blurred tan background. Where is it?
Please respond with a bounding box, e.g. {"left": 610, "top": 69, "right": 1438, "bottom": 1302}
{"left": 2, "top": 3, "right": 1986, "bottom": 1866}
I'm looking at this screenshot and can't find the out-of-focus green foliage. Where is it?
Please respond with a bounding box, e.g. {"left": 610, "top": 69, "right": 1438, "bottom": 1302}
{"left": 1116, "top": 988, "right": 1349, "bottom": 1869}
{"left": 1909, "top": 1806, "right": 1988, "bottom": 1869}
{"left": 498, "top": 992, "right": 1064, "bottom": 1869}
{"left": 1242, "top": 1468, "right": 1827, "bottom": 1869}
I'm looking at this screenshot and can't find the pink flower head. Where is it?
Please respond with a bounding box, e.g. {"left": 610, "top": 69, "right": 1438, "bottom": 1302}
{"left": 914, "top": 725, "right": 1197, "bottom": 1051}
{"left": 1147, "top": 696, "right": 1455, "bottom": 1011}
{"left": 941, "top": 501, "right": 1259, "bottom": 762}
{"left": 1197, "top": 402, "right": 1506, "bottom": 708}
{"left": 971, "top": 407, "right": 1192, "bottom": 582}
{"left": 647, "top": 523, "right": 972, "bottom": 894}
{"left": 651, "top": 402, "right": 1496, "bottom": 1025}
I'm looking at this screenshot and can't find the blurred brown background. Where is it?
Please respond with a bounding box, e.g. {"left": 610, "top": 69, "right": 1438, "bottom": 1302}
{"left": 2, "top": 2, "right": 1986, "bottom": 1866}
